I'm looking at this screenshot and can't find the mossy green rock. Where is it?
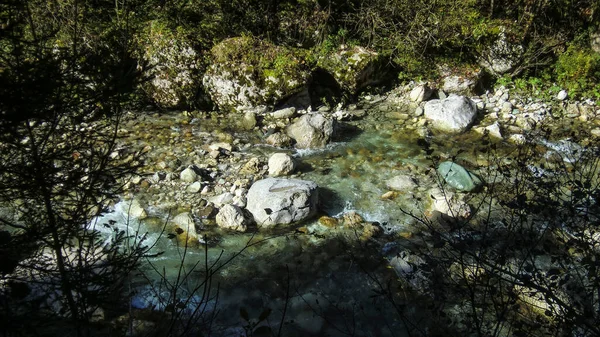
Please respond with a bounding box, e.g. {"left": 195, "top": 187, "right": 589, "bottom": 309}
{"left": 316, "top": 45, "right": 384, "bottom": 94}
{"left": 202, "top": 36, "right": 311, "bottom": 113}
{"left": 437, "top": 161, "right": 482, "bottom": 192}
{"left": 136, "top": 21, "right": 202, "bottom": 109}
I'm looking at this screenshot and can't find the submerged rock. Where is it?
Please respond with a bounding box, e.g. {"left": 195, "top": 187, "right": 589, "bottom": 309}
{"left": 424, "top": 95, "right": 478, "bottom": 133}
{"left": 126, "top": 199, "right": 148, "bottom": 219}
{"left": 386, "top": 175, "right": 418, "bottom": 191}
{"left": 246, "top": 178, "right": 318, "bottom": 228}
{"left": 437, "top": 161, "right": 482, "bottom": 192}
{"left": 286, "top": 113, "right": 334, "bottom": 148}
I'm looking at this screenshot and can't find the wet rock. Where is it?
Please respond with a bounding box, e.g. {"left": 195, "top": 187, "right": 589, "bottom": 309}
{"left": 196, "top": 202, "right": 216, "bottom": 218}
{"left": 268, "top": 153, "right": 296, "bottom": 176}
{"left": 341, "top": 211, "right": 364, "bottom": 228}
{"left": 246, "top": 178, "right": 319, "bottom": 228}
{"left": 319, "top": 216, "right": 339, "bottom": 228}
{"left": 381, "top": 191, "right": 399, "bottom": 200}
{"left": 240, "top": 157, "right": 262, "bottom": 174}
{"left": 286, "top": 113, "right": 334, "bottom": 148}
{"left": 216, "top": 204, "right": 247, "bottom": 232}
{"left": 437, "top": 161, "right": 482, "bottom": 192}
{"left": 126, "top": 199, "right": 147, "bottom": 219}
{"left": 386, "top": 175, "right": 418, "bottom": 191}
{"left": 171, "top": 212, "right": 200, "bottom": 247}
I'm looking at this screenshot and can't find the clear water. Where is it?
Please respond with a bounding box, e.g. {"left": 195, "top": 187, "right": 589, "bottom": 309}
{"left": 94, "top": 108, "right": 545, "bottom": 336}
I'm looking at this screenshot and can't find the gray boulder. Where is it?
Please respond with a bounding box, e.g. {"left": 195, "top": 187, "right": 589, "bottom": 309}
{"left": 424, "top": 95, "right": 477, "bottom": 133}
{"left": 437, "top": 161, "right": 482, "bottom": 192}
{"left": 246, "top": 178, "right": 318, "bottom": 228}
{"left": 216, "top": 204, "right": 247, "bottom": 232}
{"left": 286, "top": 113, "right": 334, "bottom": 149}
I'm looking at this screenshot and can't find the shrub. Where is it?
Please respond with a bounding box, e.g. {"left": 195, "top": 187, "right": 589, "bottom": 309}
{"left": 555, "top": 42, "right": 600, "bottom": 99}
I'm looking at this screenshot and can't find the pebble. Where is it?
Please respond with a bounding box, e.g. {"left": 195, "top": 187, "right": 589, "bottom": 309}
{"left": 556, "top": 90, "right": 568, "bottom": 101}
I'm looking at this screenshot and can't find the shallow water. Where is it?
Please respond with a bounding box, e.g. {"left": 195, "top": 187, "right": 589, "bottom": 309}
{"left": 96, "top": 107, "right": 583, "bottom": 335}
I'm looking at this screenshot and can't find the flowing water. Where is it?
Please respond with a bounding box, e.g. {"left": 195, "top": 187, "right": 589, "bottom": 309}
{"left": 93, "top": 105, "right": 575, "bottom": 336}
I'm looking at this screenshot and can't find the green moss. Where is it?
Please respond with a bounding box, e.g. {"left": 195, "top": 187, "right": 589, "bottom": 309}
{"left": 209, "top": 35, "right": 309, "bottom": 96}
{"left": 135, "top": 20, "right": 202, "bottom": 108}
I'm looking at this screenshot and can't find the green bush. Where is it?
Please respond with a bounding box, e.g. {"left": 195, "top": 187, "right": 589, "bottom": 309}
{"left": 555, "top": 43, "right": 600, "bottom": 99}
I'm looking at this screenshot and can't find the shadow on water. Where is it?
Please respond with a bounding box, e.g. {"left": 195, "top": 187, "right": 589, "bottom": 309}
{"left": 317, "top": 186, "right": 347, "bottom": 216}
{"left": 333, "top": 121, "right": 363, "bottom": 143}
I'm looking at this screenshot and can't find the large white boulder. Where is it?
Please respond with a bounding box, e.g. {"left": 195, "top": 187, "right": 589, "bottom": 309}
{"left": 246, "top": 178, "right": 318, "bottom": 228}
{"left": 424, "top": 95, "right": 478, "bottom": 133}
{"left": 286, "top": 113, "right": 334, "bottom": 149}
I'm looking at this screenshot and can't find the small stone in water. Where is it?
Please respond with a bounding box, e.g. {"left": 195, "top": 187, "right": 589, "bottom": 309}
{"left": 381, "top": 191, "right": 399, "bottom": 200}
